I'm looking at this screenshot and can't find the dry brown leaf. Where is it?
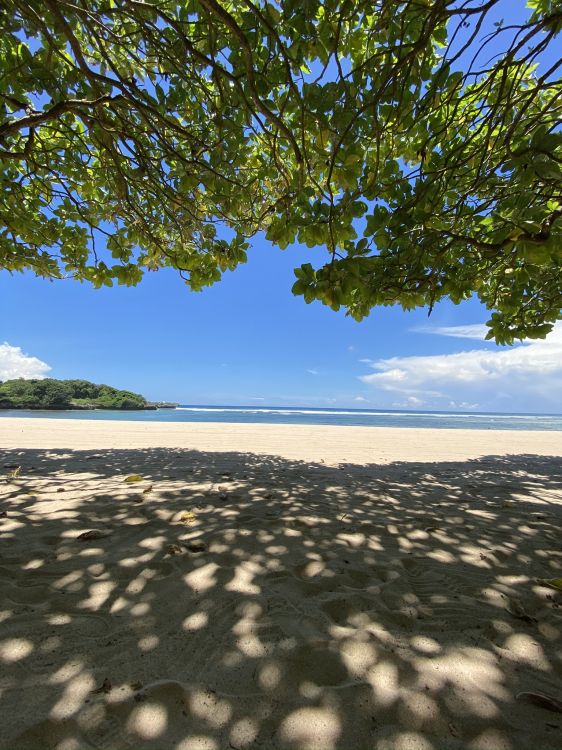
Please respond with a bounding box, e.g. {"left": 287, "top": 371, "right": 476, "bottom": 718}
{"left": 166, "top": 543, "right": 184, "bottom": 556}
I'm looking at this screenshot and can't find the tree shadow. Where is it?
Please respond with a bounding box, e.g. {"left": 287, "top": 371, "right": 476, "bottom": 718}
{"left": 0, "top": 447, "right": 561, "bottom": 750}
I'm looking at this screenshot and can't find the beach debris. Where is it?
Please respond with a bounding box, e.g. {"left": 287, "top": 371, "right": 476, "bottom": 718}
{"left": 92, "top": 677, "right": 112, "bottom": 694}
{"left": 516, "top": 691, "right": 562, "bottom": 713}
{"left": 424, "top": 526, "right": 440, "bottom": 533}
{"left": 537, "top": 577, "right": 562, "bottom": 592}
{"left": 142, "top": 485, "right": 153, "bottom": 494}
{"left": 506, "top": 597, "right": 535, "bottom": 622}
{"left": 166, "top": 543, "right": 185, "bottom": 556}
{"left": 502, "top": 500, "right": 515, "bottom": 508}
{"left": 77, "top": 529, "right": 111, "bottom": 541}
{"left": 180, "top": 511, "right": 196, "bottom": 525}
{"left": 6, "top": 466, "right": 21, "bottom": 479}
{"left": 124, "top": 474, "right": 144, "bottom": 483}
{"left": 130, "top": 681, "right": 143, "bottom": 691}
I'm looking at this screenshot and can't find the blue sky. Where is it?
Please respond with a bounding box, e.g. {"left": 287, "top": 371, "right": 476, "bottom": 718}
{"left": 2, "top": 235, "right": 562, "bottom": 413}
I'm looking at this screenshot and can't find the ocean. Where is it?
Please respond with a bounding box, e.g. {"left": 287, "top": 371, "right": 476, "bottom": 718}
{"left": 1, "top": 405, "right": 562, "bottom": 431}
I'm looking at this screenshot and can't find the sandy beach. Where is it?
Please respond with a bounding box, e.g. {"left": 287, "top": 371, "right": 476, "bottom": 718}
{"left": 0, "top": 417, "right": 561, "bottom": 749}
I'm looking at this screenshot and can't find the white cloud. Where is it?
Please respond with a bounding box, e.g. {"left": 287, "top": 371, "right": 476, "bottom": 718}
{"left": 413, "top": 323, "right": 489, "bottom": 340}
{"left": 359, "top": 322, "right": 562, "bottom": 411}
{"left": 0, "top": 343, "right": 51, "bottom": 381}
{"left": 353, "top": 395, "right": 368, "bottom": 402}
{"left": 306, "top": 368, "right": 319, "bottom": 376}
{"left": 392, "top": 395, "right": 425, "bottom": 408}
{"left": 448, "top": 401, "right": 480, "bottom": 410}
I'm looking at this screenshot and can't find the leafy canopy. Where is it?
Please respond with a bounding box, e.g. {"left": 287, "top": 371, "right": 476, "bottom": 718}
{"left": 1, "top": 0, "right": 561, "bottom": 343}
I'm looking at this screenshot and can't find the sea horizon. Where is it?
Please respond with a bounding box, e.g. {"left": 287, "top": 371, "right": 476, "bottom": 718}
{"left": 1, "top": 404, "right": 562, "bottom": 431}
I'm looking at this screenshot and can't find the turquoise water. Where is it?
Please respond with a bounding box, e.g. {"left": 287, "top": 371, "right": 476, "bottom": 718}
{"left": 1, "top": 405, "right": 562, "bottom": 430}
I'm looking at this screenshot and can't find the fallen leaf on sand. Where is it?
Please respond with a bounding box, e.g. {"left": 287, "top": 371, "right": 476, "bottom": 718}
{"left": 516, "top": 691, "right": 562, "bottom": 713}
{"left": 142, "top": 485, "right": 153, "bottom": 494}
{"left": 77, "top": 529, "right": 110, "bottom": 541}
{"left": 92, "top": 678, "right": 112, "bottom": 694}
{"left": 502, "top": 501, "right": 515, "bottom": 508}
{"left": 538, "top": 577, "right": 562, "bottom": 592}
{"left": 124, "top": 474, "right": 144, "bottom": 483}
{"left": 180, "top": 511, "right": 196, "bottom": 525}
{"left": 166, "top": 544, "right": 184, "bottom": 556}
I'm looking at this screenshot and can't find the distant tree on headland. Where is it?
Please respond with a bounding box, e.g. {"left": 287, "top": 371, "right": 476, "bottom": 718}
{"left": 0, "top": 1, "right": 561, "bottom": 343}
{"left": 0, "top": 378, "right": 148, "bottom": 410}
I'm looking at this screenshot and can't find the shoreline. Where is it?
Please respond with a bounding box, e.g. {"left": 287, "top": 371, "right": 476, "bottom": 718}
{"left": 1, "top": 416, "right": 562, "bottom": 464}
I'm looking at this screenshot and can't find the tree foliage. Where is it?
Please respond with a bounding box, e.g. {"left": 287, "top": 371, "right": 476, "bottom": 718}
{"left": 1, "top": 0, "right": 561, "bottom": 342}
{"left": 0, "top": 378, "right": 148, "bottom": 409}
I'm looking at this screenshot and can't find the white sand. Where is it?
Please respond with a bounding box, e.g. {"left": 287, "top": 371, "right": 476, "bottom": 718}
{"left": 0, "top": 417, "right": 561, "bottom": 749}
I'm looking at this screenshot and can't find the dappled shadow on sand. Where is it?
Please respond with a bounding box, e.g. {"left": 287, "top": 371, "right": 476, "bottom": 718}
{"left": 0, "top": 447, "right": 561, "bottom": 750}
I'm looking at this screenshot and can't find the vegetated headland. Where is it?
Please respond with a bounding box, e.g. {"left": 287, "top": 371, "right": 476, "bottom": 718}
{"left": 0, "top": 378, "right": 176, "bottom": 411}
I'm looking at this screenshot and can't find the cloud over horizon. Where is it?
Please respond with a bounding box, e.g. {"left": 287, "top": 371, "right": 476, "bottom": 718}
{"left": 359, "top": 322, "right": 562, "bottom": 412}
{"left": 412, "top": 323, "right": 489, "bottom": 340}
{"left": 0, "top": 343, "right": 51, "bottom": 381}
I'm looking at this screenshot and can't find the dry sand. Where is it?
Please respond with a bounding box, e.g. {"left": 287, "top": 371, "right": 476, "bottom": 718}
{"left": 0, "top": 417, "right": 561, "bottom": 750}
